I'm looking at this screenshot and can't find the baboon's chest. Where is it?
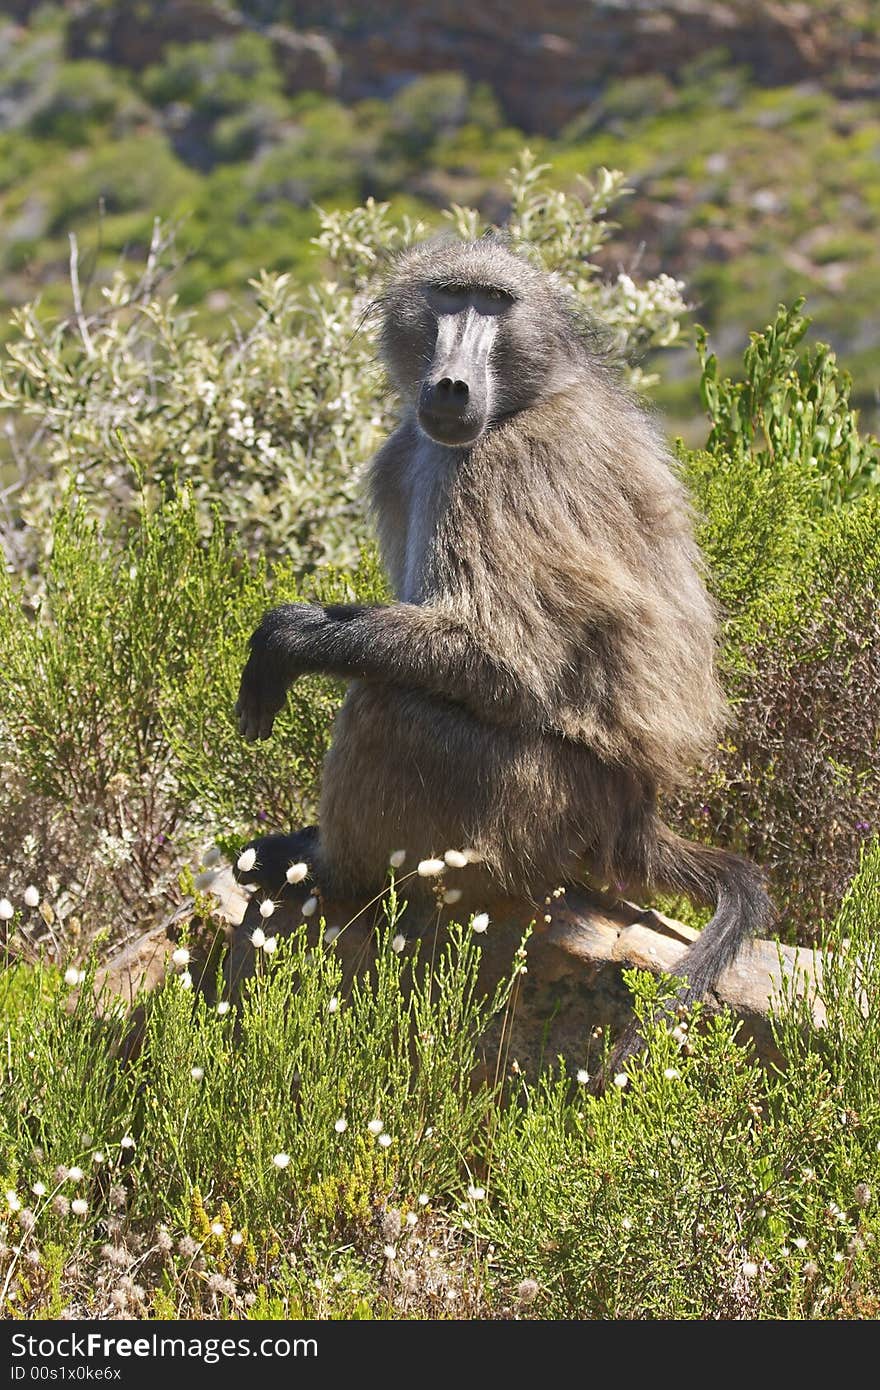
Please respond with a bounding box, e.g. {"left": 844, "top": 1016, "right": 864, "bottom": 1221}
{"left": 401, "top": 443, "right": 457, "bottom": 603}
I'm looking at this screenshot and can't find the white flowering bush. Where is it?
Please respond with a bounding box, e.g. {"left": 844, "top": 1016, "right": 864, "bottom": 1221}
{"left": 0, "top": 154, "right": 687, "bottom": 576}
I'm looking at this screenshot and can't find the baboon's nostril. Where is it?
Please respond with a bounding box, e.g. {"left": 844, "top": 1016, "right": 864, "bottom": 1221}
{"left": 436, "top": 377, "right": 469, "bottom": 401}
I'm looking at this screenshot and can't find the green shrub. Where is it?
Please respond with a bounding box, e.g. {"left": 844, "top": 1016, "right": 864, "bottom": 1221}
{"left": 473, "top": 843, "right": 880, "bottom": 1319}
{"left": 27, "top": 60, "right": 135, "bottom": 145}
{"left": 141, "top": 34, "right": 283, "bottom": 125}
{"left": 697, "top": 298, "right": 879, "bottom": 509}
{"left": 0, "top": 484, "right": 386, "bottom": 950}
{"left": 0, "top": 907, "right": 517, "bottom": 1318}
{"left": 674, "top": 304, "right": 880, "bottom": 938}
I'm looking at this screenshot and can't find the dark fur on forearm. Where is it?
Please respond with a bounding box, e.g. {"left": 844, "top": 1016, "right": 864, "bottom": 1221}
{"left": 240, "top": 600, "right": 546, "bottom": 734}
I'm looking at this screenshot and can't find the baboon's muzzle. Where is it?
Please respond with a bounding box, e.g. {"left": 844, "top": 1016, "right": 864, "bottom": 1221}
{"left": 417, "top": 308, "right": 499, "bottom": 447}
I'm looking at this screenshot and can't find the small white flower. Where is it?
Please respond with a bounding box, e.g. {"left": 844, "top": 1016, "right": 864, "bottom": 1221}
{"left": 302, "top": 896, "right": 318, "bottom": 917}
{"left": 171, "top": 946, "right": 190, "bottom": 967}
{"left": 334, "top": 1118, "right": 348, "bottom": 1133}
{"left": 216, "top": 1001, "right": 230, "bottom": 1017}
{"left": 613, "top": 1073, "right": 629, "bottom": 1089}
{"left": 120, "top": 1136, "right": 135, "bottom": 1151}
{"left": 210, "top": 1221, "right": 224, "bottom": 1236}
{"left": 0, "top": 898, "right": 14, "bottom": 921}
{"left": 67, "top": 1167, "right": 84, "bottom": 1182}
{"left": 230, "top": 1231, "right": 244, "bottom": 1247}
{"left": 418, "top": 1193, "right": 430, "bottom": 1206}
{"left": 742, "top": 1261, "right": 758, "bottom": 1279}
{"left": 389, "top": 850, "right": 406, "bottom": 869}
{"left": 250, "top": 927, "right": 266, "bottom": 949}
{"left": 237, "top": 848, "right": 256, "bottom": 873}
{"left": 286, "top": 861, "right": 308, "bottom": 884}
{"left": 467, "top": 1185, "right": 486, "bottom": 1201}
{"left": 443, "top": 850, "right": 468, "bottom": 869}
{"left": 622, "top": 1217, "right": 632, "bottom": 1230}
{"left": 383, "top": 1244, "right": 397, "bottom": 1260}
{"left": 71, "top": 1198, "right": 88, "bottom": 1216}
{"left": 793, "top": 1237, "right": 808, "bottom": 1251}
{"left": 833, "top": 1251, "right": 844, "bottom": 1263}
{"left": 443, "top": 888, "right": 462, "bottom": 905}
{"left": 367, "top": 1119, "right": 384, "bottom": 1135}
{"left": 378, "top": 1133, "right": 392, "bottom": 1149}
{"left": 32, "top": 1182, "right": 46, "bottom": 1198}
{"left": 417, "top": 858, "right": 445, "bottom": 877}
{"left": 324, "top": 926, "right": 340, "bottom": 944}
{"left": 23, "top": 885, "right": 40, "bottom": 908}
{"left": 328, "top": 996, "right": 339, "bottom": 1014}
{"left": 272, "top": 1152, "right": 291, "bottom": 1170}
{"left": 191, "top": 1066, "right": 204, "bottom": 1081}
{"left": 179, "top": 970, "right": 193, "bottom": 990}
{"left": 258, "top": 898, "right": 276, "bottom": 919}
{"left": 405, "top": 1211, "right": 418, "bottom": 1227}
{"left": 63, "top": 967, "right": 80, "bottom": 987}
{"left": 576, "top": 1069, "right": 590, "bottom": 1085}
{"left": 5, "top": 1190, "right": 21, "bottom": 1211}
{"left": 391, "top": 933, "right": 406, "bottom": 954}
{"left": 92, "top": 1152, "right": 104, "bottom": 1165}
{"left": 262, "top": 936, "right": 278, "bottom": 955}
{"left": 471, "top": 913, "right": 489, "bottom": 934}
{"left": 663, "top": 1067, "right": 681, "bottom": 1080}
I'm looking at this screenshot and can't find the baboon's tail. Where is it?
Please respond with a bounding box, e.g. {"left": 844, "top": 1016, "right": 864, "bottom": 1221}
{"left": 652, "top": 822, "right": 774, "bottom": 1001}
{"left": 602, "top": 823, "right": 774, "bottom": 1079}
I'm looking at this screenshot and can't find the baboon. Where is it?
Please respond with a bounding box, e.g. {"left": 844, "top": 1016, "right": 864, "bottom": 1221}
{"left": 234, "top": 235, "right": 772, "bottom": 1039}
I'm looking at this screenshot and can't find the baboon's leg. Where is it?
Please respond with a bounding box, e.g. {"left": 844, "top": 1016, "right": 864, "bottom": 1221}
{"left": 232, "top": 826, "right": 319, "bottom": 896}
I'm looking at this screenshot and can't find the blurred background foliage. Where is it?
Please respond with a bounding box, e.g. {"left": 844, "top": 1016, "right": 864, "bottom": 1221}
{"left": 0, "top": 2, "right": 878, "bottom": 436}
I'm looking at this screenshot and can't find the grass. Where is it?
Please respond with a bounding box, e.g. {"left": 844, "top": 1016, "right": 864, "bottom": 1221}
{"left": 2, "top": 844, "right": 879, "bottom": 1320}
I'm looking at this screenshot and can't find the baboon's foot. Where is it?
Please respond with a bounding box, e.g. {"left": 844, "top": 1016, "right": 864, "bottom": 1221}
{"left": 232, "top": 827, "right": 319, "bottom": 897}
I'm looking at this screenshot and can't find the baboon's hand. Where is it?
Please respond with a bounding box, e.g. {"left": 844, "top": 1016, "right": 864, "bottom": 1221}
{"left": 235, "top": 644, "right": 287, "bottom": 742}
{"left": 234, "top": 606, "right": 312, "bottom": 742}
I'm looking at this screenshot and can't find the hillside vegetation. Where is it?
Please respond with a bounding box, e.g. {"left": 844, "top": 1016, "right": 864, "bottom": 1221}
{"left": 1, "top": 3, "right": 879, "bottom": 431}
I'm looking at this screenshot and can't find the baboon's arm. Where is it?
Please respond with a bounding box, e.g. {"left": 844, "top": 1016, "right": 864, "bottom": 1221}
{"left": 235, "top": 601, "right": 544, "bottom": 742}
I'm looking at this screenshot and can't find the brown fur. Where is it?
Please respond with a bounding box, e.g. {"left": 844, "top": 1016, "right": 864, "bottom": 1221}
{"left": 236, "top": 236, "right": 772, "bottom": 1025}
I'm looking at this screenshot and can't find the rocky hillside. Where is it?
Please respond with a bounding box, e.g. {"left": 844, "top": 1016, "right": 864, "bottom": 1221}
{"left": 56, "top": 2, "right": 880, "bottom": 131}
{"left": 1, "top": 1, "right": 878, "bottom": 427}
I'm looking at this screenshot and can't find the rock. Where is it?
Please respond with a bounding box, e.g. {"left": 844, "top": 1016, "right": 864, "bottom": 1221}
{"left": 223, "top": 867, "right": 821, "bottom": 1072}
{"left": 94, "top": 861, "right": 825, "bottom": 1072}
{"left": 268, "top": 26, "right": 341, "bottom": 98}
{"left": 59, "top": 3, "right": 880, "bottom": 133}
{"left": 66, "top": 1, "right": 242, "bottom": 70}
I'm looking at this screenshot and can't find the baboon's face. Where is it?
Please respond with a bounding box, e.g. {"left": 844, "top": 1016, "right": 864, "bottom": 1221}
{"left": 414, "top": 282, "right": 513, "bottom": 448}
{"left": 381, "top": 241, "right": 579, "bottom": 447}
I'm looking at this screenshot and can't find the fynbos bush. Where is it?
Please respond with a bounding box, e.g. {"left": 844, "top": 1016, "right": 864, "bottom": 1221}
{"left": 0, "top": 154, "right": 687, "bottom": 575}
{"left": 676, "top": 306, "right": 880, "bottom": 938}
{"left": 0, "top": 484, "right": 386, "bottom": 949}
